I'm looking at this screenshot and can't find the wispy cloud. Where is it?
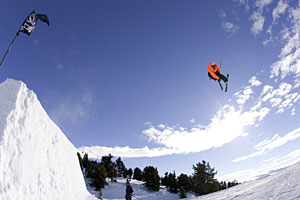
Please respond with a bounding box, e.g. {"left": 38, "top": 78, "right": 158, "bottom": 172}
{"left": 251, "top": 11, "right": 265, "bottom": 35}
{"left": 232, "top": 127, "right": 300, "bottom": 162}
{"left": 233, "top": 0, "right": 250, "bottom": 11}
{"left": 250, "top": 0, "right": 273, "bottom": 35}
{"left": 49, "top": 86, "right": 95, "bottom": 126}
{"left": 222, "top": 21, "right": 239, "bottom": 35}
{"left": 235, "top": 86, "right": 254, "bottom": 106}
{"left": 219, "top": 148, "right": 300, "bottom": 182}
{"left": 272, "top": 0, "right": 288, "bottom": 23}
{"left": 249, "top": 76, "right": 262, "bottom": 87}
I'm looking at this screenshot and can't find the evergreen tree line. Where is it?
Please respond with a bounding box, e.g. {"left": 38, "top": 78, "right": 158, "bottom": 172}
{"left": 77, "top": 153, "right": 239, "bottom": 198}
{"left": 161, "top": 160, "right": 239, "bottom": 198}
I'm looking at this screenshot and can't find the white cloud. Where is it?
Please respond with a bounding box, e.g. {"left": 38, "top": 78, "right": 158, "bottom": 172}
{"left": 79, "top": 105, "right": 251, "bottom": 158}
{"left": 249, "top": 76, "right": 262, "bottom": 86}
{"left": 251, "top": 11, "right": 265, "bottom": 35}
{"left": 250, "top": 99, "right": 262, "bottom": 111}
{"left": 276, "top": 92, "right": 300, "bottom": 113}
{"left": 222, "top": 21, "right": 239, "bottom": 35}
{"left": 232, "top": 127, "right": 300, "bottom": 162}
{"left": 157, "top": 124, "right": 166, "bottom": 130}
{"left": 240, "top": 107, "right": 270, "bottom": 126}
{"left": 272, "top": 0, "right": 288, "bottom": 23}
{"left": 250, "top": 0, "right": 273, "bottom": 35}
{"left": 276, "top": 82, "right": 292, "bottom": 96}
{"left": 234, "top": 0, "right": 250, "bottom": 11}
{"left": 291, "top": 107, "right": 296, "bottom": 115}
{"left": 255, "top": 0, "right": 273, "bottom": 9}
{"left": 261, "top": 85, "right": 273, "bottom": 95}
{"left": 269, "top": 97, "right": 282, "bottom": 107}
{"left": 270, "top": 6, "right": 300, "bottom": 79}
{"left": 235, "top": 86, "right": 254, "bottom": 105}
{"left": 78, "top": 145, "right": 180, "bottom": 158}
{"left": 142, "top": 106, "right": 245, "bottom": 154}
{"left": 261, "top": 82, "right": 292, "bottom": 104}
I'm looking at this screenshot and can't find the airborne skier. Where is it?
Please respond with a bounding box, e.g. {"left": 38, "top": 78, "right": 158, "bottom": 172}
{"left": 207, "top": 62, "right": 229, "bottom": 92}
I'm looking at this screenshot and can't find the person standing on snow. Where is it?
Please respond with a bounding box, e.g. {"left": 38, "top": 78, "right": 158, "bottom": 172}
{"left": 125, "top": 179, "right": 134, "bottom": 200}
{"left": 207, "top": 61, "right": 228, "bottom": 91}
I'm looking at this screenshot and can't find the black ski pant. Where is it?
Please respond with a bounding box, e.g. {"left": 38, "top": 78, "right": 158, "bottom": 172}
{"left": 208, "top": 72, "right": 228, "bottom": 82}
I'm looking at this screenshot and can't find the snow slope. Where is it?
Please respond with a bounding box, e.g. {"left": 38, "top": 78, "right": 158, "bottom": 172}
{"left": 191, "top": 161, "right": 300, "bottom": 200}
{"left": 0, "top": 79, "right": 96, "bottom": 200}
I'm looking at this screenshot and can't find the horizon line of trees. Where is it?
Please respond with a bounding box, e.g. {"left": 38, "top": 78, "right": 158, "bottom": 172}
{"left": 77, "top": 153, "right": 239, "bottom": 199}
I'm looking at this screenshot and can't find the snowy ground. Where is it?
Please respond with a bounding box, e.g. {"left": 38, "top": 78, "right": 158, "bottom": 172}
{"left": 190, "top": 161, "right": 300, "bottom": 200}
{"left": 86, "top": 161, "right": 300, "bottom": 200}
{"left": 87, "top": 178, "right": 188, "bottom": 200}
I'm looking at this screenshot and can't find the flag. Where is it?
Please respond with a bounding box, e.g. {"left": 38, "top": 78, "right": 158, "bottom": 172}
{"left": 0, "top": 10, "right": 50, "bottom": 67}
{"left": 18, "top": 10, "right": 49, "bottom": 35}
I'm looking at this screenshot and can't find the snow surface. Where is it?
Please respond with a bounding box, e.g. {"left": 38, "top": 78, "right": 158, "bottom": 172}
{"left": 0, "top": 79, "right": 97, "bottom": 200}
{"left": 86, "top": 178, "right": 188, "bottom": 200}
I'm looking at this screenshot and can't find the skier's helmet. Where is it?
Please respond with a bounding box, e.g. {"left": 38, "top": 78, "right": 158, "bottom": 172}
{"left": 211, "top": 62, "right": 217, "bottom": 69}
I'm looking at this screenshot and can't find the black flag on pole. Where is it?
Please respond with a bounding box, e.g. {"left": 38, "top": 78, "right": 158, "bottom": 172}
{"left": 18, "top": 10, "right": 49, "bottom": 35}
{"left": 0, "top": 10, "right": 49, "bottom": 68}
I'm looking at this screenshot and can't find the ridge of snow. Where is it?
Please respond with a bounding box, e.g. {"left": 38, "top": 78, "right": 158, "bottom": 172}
{"left": 0, "top": 78, "right": 96, "bottom": 200}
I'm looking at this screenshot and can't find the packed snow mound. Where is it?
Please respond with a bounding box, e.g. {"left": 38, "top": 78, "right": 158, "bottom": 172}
{"left": 0, "top": 79, "right": 96, "bottom": 200}
{"left": 191, "top": 161, "right": 300, "bottom": 200}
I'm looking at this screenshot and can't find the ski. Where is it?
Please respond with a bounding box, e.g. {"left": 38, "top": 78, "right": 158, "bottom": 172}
{"left": 218, "top": 81, "right": 223, "bottom": 91}
{"left": 225, "top": 74, "right": 229, "bottom": 92}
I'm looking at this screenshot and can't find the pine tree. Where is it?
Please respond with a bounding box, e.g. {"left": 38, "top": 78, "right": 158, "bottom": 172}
{"left": 115, "top": 157, "right": 126, "bottom": 177}
{"left": 85, "top": 161, "right": 107, "bottom": 190}
{"left": 77, "top": 152, "right": 84, "bottom": 171}
{"left": 83, "top": 153, "right": 89, "bottom": 168}
{"left": 133, "top": 167, "right": 143, "bottom": 181}
{"left": 168, "top": 171, "right": 178, "bottom": 193}
{"left": 177, "top": 173, "right": 192, "bottom": 192}
{"left": 101, "top": 154, "right": 117, "bottom": 181}
{"left": 123, "top": 168, "right": 128, "bottom": 179}
{"left": 127, "top": 168, "right": 133, "bottom": 180}
{"left": 192, "top": 160, "right": 219, "bottom": 196}
{"left": 143, "top": 166, "right": 160, "bottom": 191}
{"left": 161, "top": 172, "right": 169, "bottom": 186}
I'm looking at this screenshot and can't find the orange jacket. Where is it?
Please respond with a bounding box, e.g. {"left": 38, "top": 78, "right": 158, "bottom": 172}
{"left": 207, "top": 62, "right": 221, "bottom": 80}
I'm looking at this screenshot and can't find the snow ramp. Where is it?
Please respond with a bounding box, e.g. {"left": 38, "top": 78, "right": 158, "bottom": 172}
{"left": 0, "top": 79, "right": 96, "bottom": 200}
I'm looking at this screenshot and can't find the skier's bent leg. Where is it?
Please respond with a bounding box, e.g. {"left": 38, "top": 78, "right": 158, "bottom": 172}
{"left": 219, "top": 74, "right": 228, "bottom": 83}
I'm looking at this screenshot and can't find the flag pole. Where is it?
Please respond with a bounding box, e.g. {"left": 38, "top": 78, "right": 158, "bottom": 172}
{"left": 0, "top": 31, "right": 20, "bottom": 68}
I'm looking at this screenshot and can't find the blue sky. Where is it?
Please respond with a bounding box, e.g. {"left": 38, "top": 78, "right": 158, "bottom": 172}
{"left": 1, "top": 0, "right": 300, "bottom": 182}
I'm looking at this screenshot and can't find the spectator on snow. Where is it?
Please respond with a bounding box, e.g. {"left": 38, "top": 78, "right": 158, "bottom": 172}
{"left": 125, "top": 179, "right": 133, "bottom": 200}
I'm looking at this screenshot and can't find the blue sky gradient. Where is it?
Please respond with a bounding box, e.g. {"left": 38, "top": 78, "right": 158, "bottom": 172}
{"left": 1, "top": 0, "right": 300, "bottom": 182}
